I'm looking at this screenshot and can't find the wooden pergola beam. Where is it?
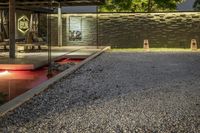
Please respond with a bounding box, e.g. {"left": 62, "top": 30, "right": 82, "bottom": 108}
{"left": 0, "top": 0, "right": 105, "bottom": 7}
{"left": 9, "top": 0, "right": 16, "bottom": 58}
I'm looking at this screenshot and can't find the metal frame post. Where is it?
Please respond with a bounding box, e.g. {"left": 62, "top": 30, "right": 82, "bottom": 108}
{"left": 9, "top": 0, "right": 16, "bottom": 58}
{"left": 96, "top": 6, "right": 99, "bottom": 48}
{"left": 47, "top": 13, "right": 52, "bottom": 77}
{"left": 58, "top": 3, "right": 62, "bottom": 47}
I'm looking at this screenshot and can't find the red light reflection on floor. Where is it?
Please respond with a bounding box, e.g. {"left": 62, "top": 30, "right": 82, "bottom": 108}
{"left": 0, "top": 68, "right": 50, "bottom": 101}
{"left": 0, "top": 58, "right": 83, "bottom": 103}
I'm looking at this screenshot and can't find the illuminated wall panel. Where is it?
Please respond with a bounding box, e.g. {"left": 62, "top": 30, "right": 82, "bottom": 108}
{"left": 64, "top": 14, "right": 97, "bottom": 46}
{"left": 69, "top": 16, "right": 82, "bottom": 41}
{"left": 15, "top": 10, "right": 31, "bottom": 39}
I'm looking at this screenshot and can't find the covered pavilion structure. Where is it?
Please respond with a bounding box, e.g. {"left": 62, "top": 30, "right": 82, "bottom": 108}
{"left": 0, "top": 0, "right": 104, "bottom": 59}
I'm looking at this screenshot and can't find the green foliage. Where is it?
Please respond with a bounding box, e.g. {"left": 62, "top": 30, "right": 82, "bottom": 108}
{"left": 99, "top": 0, "right": 184, "bottom": 12}
{"left": 154, "top": 0, "right": 182, "bottom": 10}
{"left": 0, "top": 92, "right": 7, "bottom": 105}
{"left": 193, "top": 0, "right": 200, "bottom": 11}
{"left": 100, "top": 0, "right": 131, "bottom": 12}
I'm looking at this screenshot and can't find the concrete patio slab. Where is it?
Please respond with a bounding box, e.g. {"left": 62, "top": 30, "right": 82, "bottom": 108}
{"left": 0, "top": 46, "right": 102, "bottom": 70}
{"left": 0, "top": 46, "right": 110, "bottom": 117}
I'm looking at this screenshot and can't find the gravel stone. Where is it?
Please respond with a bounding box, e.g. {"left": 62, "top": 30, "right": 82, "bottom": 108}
{"left": 0, "top": 52, "right": 200, "bottom": 133}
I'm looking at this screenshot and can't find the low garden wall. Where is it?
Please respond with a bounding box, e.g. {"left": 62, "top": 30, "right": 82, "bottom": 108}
{"left": 52, "top": 12, "right": 200, "bottom": 48}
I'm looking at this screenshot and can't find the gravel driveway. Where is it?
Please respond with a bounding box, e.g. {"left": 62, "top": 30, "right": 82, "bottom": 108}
{"left": 0, "top": 52, "right": 200, "bottom": 133}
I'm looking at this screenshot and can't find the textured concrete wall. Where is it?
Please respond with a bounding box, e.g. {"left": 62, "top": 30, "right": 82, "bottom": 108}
{"left": 52, "top": 12, "right": 200, "bottom": 48}
{"left": 98, "top": 13, "right": 200, "bottom": 48}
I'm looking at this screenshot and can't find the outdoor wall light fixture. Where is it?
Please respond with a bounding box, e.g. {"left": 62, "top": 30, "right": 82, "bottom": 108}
{"left": 18, "top": 16, "right": 29, "bottom": 34}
